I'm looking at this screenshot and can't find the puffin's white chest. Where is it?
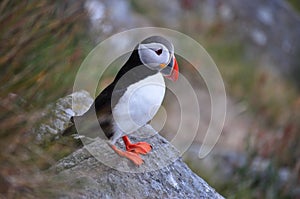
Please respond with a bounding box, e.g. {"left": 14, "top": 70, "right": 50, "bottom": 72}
{"left": 112, "top": 73, "right": 165, "bottom": 134}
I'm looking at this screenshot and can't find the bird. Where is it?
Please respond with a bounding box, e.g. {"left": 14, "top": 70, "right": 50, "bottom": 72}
{"left": 69, "top": 36, "right": 179, "bottom": 166}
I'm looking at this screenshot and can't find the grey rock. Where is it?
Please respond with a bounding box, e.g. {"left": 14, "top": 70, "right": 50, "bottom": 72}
{"left": 32, "top": 90, "right": 93, "bottom": 144}
{"left": 50, "top": 141, "right": 224, "bottom": 199}
{"left": 38, "top": 90, "right": 223, "bottom": 198}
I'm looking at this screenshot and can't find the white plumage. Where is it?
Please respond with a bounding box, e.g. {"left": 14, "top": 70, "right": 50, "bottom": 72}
{"left": 111, "top": 72, "right": 165, "bottom": 143}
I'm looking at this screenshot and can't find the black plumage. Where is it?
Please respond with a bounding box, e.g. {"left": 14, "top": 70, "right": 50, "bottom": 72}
{"left": 66, "top": 36, "right": 177, "bottom": 165}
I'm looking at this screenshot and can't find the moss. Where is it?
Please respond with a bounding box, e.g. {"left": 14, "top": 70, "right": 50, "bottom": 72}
{"left": 287, "top": 0, "right": 300, "bottom": 13}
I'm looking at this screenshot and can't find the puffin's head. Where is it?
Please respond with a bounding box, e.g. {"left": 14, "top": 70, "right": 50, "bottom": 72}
{"left": 137, "top": 36, "right": 179, "bottom": 81}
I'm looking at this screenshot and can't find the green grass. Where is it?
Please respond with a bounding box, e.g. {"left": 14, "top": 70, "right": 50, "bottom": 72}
{"left": 287, "top": 0, "right": 300, "bottom": 13}
{"left": 191, "top": 37, "right": 300, "bottom": 199}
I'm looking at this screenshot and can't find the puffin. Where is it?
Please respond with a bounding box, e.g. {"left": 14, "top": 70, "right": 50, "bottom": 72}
{"left": 70, "top": 36, "right": 179, "bottom": 165}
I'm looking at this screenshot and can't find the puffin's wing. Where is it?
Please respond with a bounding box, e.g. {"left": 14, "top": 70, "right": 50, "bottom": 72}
{"left": 70, "top": 83, "right": 126, "bottom": 140}
{"left": 94, "top": 82, "right": 128, "bottom": 112}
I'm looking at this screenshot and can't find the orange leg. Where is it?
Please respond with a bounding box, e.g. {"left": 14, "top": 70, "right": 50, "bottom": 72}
{"left": 111, "top": 145, "right": 143, "bottom": 166}
{"left": 122, "top": 136, "right": 152, "bottom": 155}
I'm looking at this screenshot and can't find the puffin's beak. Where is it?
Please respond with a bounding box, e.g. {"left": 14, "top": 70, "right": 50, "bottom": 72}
{"left": 161, "top": 55, "right": 179, "bottom": 82}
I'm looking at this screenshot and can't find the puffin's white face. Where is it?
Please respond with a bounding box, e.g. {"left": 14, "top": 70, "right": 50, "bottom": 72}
{"left": 138, "top": 42, "right": 171, "bottom": 71}
{"left": 137, "top": 36, "right": 179, "bottom": 82}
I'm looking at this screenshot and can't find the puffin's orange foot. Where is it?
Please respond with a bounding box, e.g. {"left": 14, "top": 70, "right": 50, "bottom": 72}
{"left": 111, "top": 145, "right": 143, "bottom": 166}
{"left": 122, "top": 136, "right": 152, "bottom": 155}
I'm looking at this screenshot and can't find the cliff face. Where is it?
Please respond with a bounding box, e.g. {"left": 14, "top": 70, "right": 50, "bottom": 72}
{"left": 33, "top": 91, "right": 223, "bottom": 198}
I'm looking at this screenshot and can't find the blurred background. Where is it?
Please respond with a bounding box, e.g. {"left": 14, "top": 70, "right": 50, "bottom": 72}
{"left": 1, "top": 0, "right": 299, "bottom": 198}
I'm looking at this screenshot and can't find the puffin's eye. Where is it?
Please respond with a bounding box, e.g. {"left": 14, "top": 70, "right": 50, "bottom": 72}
{"left": 155, "top": 49, "right": 162, "bottom": 55}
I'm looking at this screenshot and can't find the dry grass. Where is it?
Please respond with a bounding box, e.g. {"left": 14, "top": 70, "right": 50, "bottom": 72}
{"left": 0, "top": 1, "right": 92, "bottom": 197}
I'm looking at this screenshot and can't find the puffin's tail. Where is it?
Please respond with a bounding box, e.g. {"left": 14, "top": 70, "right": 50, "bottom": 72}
{"left": 70, "top": 116, "right": 75, "bottom": 124}
{"left": 64, "top": 113, "right": 109, "bottom": 143}
{"left": 62, "top": 116, "right": 77, "bottom": 136}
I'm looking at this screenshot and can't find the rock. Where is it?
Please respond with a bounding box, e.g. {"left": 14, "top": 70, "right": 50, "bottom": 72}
{"left": 35, "top": 91, "right": 224, "bottom": 198}
{"left": 32, "top": 90, "right": 93, "bottom": 144}
{"left": 50, "top": 136, "right": 224, "bottom": 198}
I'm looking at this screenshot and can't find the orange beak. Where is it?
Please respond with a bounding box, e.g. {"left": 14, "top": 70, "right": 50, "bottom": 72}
{"left": 163, "top": 56, "right": 179, "bottom": 82}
